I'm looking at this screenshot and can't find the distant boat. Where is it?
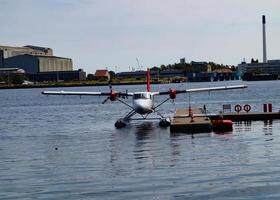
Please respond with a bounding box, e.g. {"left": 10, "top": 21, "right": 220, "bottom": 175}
{"left": 242, "top": 72, "right": 278, "bottom": 81}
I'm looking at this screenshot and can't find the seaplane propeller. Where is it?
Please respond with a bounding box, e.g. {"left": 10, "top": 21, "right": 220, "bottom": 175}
{"left": 41, "top": 68, "right": 247, "bottom": 129}
{"left": 102, "top": 97, "right": 110, "bottom": 104}
{"left": 101, "top": 79, "right": 118, "bottom": 104}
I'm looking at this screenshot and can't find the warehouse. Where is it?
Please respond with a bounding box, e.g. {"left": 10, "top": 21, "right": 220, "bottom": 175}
{"left": 0, "top": 44, "right": 86, "bottom": 82}
{"left": 28, "top": 69, "right": 86, "bottom": 82}
{"left": 3, "top": 54, "right": 73, "bottom": 73}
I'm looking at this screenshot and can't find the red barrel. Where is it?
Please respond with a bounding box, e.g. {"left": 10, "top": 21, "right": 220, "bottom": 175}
{"left": 263, "top": 104, "right": 267, "bottom": 112}
{"left": 268, "top": 103, "right": 272, "bottom": 112}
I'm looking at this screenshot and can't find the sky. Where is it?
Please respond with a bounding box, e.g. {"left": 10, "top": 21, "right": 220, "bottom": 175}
{"left": 1, "top": 0, "right": 280, "bottom": 73}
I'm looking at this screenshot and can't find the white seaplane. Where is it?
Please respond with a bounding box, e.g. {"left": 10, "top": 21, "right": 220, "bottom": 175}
{"left": 42, "top": 69, "right": 247, "bottom": 128}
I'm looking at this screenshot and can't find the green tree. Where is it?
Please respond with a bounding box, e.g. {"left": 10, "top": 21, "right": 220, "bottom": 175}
{"left": 160, "top": 65, "right": 167, "bottom": 71}
{"left": 109, "top": 71, "right": 116, "bottom": 78}
{"left": 150, "top": 66, "right": 160, "bottom": 71}
{"left": 10, "top": 73, "right": 25, "bottom": 84}
{"left": 0, "top": 75, "right": 5, "bottom": 82}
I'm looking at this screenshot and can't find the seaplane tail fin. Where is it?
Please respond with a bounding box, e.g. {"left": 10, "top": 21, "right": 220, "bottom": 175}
{"left": 147, "top": 68, "right": 151, "bottom": 92}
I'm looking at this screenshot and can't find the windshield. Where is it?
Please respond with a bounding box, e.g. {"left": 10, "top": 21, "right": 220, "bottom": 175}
{"left": 133, "top": 93, "right": 150, "bottom": 99}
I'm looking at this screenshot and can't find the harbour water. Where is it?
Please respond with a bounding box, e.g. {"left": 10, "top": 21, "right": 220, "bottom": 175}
{"left": 0, "top": 80, "right": 280, "bottom": 199}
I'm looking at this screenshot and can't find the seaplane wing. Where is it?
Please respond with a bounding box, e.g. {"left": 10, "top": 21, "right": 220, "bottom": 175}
{"left": 155, "top": 85, "right": 247, "bottom": 95}
{"left": 42, "top": 91, "right": 133, "bottom": 96}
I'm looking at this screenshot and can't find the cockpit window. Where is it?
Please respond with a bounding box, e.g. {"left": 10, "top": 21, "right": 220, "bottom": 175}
{"left": 133, "top": 93, "right": 149, "bottom": 99}
{"left": 134, "top": 94, "right": 142, "bottom": 99}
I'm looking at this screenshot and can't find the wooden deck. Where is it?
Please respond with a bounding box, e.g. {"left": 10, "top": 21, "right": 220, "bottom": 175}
{"left": 216, "top": 112, "right": 280, "bottom": 121}
{"left": 170, "top": 108, "right": 212, "bottom": 133}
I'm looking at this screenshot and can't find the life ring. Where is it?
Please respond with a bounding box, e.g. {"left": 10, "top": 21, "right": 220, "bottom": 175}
{"left": 234, "top": 104, "right": 242, "bottom": 113}
{"left": 243, "top": 104, "right": 251, "bottom": 112}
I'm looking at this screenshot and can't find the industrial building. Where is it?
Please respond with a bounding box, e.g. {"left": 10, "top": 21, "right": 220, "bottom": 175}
{"left": 28, "top": 69, "right": 86, "bottom": 82}
{"left": 238, "top": 60, "right": 280, "bottom": 76}
{"left": 237, "top": 15, "right": 280, "bottom": 77}
{"left": 0, "top": 44, "right": 86, "bottom": 82}
{"left": 4, "top": 54, "right": 73, "bottom": 73}
{"left": 187, "top": 70, "right": 239, "bottom": 82}
{"left": 188, "top": 61, "right": 211, "bottom": 73}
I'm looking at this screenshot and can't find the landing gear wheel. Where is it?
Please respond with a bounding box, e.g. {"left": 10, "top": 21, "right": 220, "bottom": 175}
{"left": 115, "top": 119, "right": 127, "bottom": 129}
{"left": 159, "top": 118, "right": 171, "bottom": 127}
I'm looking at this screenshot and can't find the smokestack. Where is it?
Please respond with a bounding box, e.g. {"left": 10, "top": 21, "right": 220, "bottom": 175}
{"left": 262, "top": 15, "right": 267, "bottom": 63}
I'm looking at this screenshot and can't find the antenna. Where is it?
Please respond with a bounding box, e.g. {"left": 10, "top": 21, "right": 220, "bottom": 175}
{"left": 146, "top": 68, "right": 151, "bottom": 92}
{"left": 136, "top": 58, "right": 143, "bottom": 70}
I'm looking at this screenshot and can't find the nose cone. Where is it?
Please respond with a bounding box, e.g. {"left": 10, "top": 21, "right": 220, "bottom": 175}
{"left": 134, "top": 99, "right": 152, "bottom": 114}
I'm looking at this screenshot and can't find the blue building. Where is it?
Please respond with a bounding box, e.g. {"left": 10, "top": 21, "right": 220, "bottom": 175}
{"left": 4, "top": 54, "right": 73, "bottom": 73}
{"left": 28, "top": 69, "right": 86, "bottom": 82}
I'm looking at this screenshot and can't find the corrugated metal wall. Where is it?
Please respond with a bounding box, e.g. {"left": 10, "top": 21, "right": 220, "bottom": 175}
{"left": 4, "top": 55, "right": 39, "bottom": 73}
{"left": 38, "top": 57, "right": 73, "bottom": 72}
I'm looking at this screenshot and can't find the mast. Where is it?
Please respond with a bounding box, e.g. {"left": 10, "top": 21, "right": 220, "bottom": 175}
{"left": 146, "top": 68, "right": 151, "bottom": 92}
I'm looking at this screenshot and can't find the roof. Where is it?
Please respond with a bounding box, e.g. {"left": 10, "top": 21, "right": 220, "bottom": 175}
{"left": 35, "top": 55, "right": 71, "bottom": 60}
{"left": 191, "top": 61, "right": 208, "bottom": 65}
{"left": 24, "top": 45, "right": 51, "bottom": 51}
{"left": 95, "top": 70, "right": 109, "bottom": 77}
{"left": 160, "top": 70, "right": 184, "bottom": 74}
{"left": 0, "top": 67, "right": 25, "bottom": 73}
{"left": 213, "top": 68, "right": 233, "bottom": 73}
{"left": 0, "top": 67, "right": 20, "bottom": 71}
{"left": 117, "top": 70, "right": 146, "bottom": 76}
{"left": 0, "top": 45, "right": 30, "bottom": 50}
{"left": 5, "top": 54, "right": 71, "bottom": 60}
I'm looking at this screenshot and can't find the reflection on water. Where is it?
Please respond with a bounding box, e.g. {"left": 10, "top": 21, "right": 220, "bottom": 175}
{"left": 107, "top": 119, "right": 280, "bottom": 198}
{"left": 133, "top": 123, "right": 158, "bottom": 171}
{"left": 235, "top": 121, "right": 252, "bottom": 133}
{"left": 263, "top": 120, "right": 274, "bottom": 144}
{"left": 263, "top": 120, "right": 273, "bottom": 135}
{"left": 134, "top": 122, "right": 155, "bottom": 140}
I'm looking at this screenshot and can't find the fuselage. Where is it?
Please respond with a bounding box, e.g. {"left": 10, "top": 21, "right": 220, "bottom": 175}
{"left": 132, "top": 92, "right": 154, "bottom": 114}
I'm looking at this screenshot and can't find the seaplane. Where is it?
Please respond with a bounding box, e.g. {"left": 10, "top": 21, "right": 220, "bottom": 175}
{"left": 42, "top": 68, "right": 247, "bottom": 128}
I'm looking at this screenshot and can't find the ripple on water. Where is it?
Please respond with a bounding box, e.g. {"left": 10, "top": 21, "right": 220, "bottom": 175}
{"left": 1, "top": 82, "right": 280, "bottom": 199}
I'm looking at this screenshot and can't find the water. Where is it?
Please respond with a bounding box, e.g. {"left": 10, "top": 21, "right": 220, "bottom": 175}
{"left": 0, "top": 80, "right": 280, "bottom": 199}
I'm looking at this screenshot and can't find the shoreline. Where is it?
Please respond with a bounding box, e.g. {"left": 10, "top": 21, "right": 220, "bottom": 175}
{"left": 0, "top": 79, "right": 248, "bottom": 90}
{"left": 0, "top": 81, "right": 166, "bottom": 90}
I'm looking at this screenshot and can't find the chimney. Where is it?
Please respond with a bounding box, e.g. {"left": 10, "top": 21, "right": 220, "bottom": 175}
{"left": 262, "top": 15, "right": 267, "bottom": 63}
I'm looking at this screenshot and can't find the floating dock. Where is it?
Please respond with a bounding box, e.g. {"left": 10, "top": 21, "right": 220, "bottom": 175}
{"left": 170, "top": 108, "right": 212, "bottom": 133}
{"left": 170, "top": 108, "right": 280, "bottom": 133}
{"left": 211, "top": 112, "right": 280, "bottom": 121}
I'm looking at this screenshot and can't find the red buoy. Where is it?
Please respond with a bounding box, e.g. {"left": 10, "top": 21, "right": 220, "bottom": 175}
{"left": 243, "top": 104, "right": 251, "bottom": 112}
{"left": 212, "top": 119, "right": 233, "bottom": 132}
{"left": 234, "top": 104, "right": 242, "bottom": 113}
